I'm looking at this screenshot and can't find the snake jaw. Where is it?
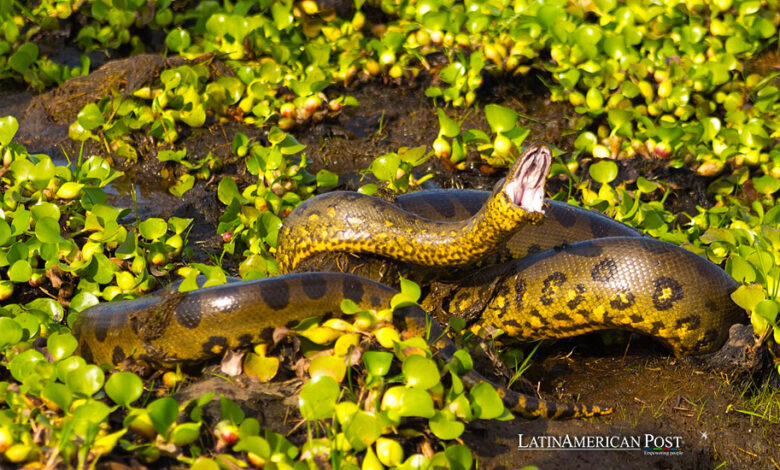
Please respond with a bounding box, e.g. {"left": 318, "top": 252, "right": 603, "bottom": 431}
{"left": 504, "top": 143, "right": 552, "bottom": 214}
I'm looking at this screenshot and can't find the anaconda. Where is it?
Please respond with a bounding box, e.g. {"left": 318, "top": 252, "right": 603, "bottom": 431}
{"left": 75, "top": 142, "right": 745, "bottom": 419}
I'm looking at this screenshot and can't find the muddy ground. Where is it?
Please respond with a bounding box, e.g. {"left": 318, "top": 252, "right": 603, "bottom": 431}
{"left": 2, "top": 54, "right": 780, "bottom": 469}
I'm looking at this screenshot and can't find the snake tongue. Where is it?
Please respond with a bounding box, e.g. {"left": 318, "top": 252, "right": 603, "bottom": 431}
{"left": 505, "top": 143, "right": 551, "bottom": 213}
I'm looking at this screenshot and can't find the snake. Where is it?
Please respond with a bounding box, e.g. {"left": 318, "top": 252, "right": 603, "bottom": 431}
{"left": 75, "top": 143, "right": 745, "bottom": 419}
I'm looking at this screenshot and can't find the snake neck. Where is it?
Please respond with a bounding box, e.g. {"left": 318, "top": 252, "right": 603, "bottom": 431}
{"left": 277, "top": 190, "right": 543, "bottom": 273}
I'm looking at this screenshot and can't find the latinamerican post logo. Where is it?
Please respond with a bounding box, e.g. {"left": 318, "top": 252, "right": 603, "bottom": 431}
{"left": 518, "top": 434, "right": 683, "bottom": 456}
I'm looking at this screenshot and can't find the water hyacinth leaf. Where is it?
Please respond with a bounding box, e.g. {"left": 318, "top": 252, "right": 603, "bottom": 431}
{"left": 35, "top": 216, "right": 61, "bottom": 243}
{"left": 42, "top": 382, "right": 72, "bottom": 411}
{"left": 233, "top": 435, "right": 271, "bottom": 459}
{"left": 0, "top": 317, "right": 23, "bottom": 349}
{"left": 243, "top": 350, "right": 280, "bottom": 382}
{"left": 9, "top": 259, "right": 32, "bottom": 282}
{"left": 9, "top": 349, "right": 45, "bottom": 382}
{"left": 170, "top": 173, "right": 195, "bottom": 197}
{"left": 444, "top": 445, "right": 473, "bottom": 470}
{"left": 402, "top": 355, "right": 440, "bottom": 389}
{"left": 220, "top": 396, "right": 245, "bottom": 425}
{"left": 166, "top": 28, "right": 191, "bottom": 52}
{"left": 0, "top": 219, "right": 11, "bottom": 245}
{"left": 343, "top": 410, "right": 381, "bottom": 451}
{"left": 47, "top": 333, "right": 78, "bottom": 361}
{"left": 755, "top": 299, "right": 778, "bottom": 323}
{"left": 429, "top": 410, "right": 465, "bottom": 440}
{"left": 218, "top": 177, "right": 245, "bottom": 205}
{"left": 752, "top": 175, "right": 780, "bottom": 195}
{"left": 316, "top": 169, "right": 338, "bottom": 189}
{"left": 139, "top": 218, "right": 168, "bottom": 241}
{"left": 299, "top": 375, "right": 339, "bottom": 420}
{"left": 310, "top": 355, "right": 347, "bottom": 383}
{"left": 77, "top": 103, "right": 106, "bottom": 131}
{"left": 398, "top": 386, "right": 435, "bottom": 418}
{"left": 105, "top": 371, "right": 144, "bottom": 407}
{"left": 589, "top": 160, "right": 618, "bottom": 184}
{"left": 363, "top": 351, "right": 393, "bottom": 376}
{"left": 484, "top": 104, "right": 517, "bottom": 133}
{"left": 469, "top": 382, "right": 504, "bottom": 419}
{"left": 8, "top": 42, "right": 38, "bottom": 73}
{"left": 437, "top": 108, "right": 460, "bottom": 137}
{"left": 0, "top": 115, "right": 19, "bottom": 147}
{"left": 66, "top": 364, "right": 105, "bottom": 397}
{"left": 169, "top": 422, "right": 201, "bottom": 446}
{"left": 369, "top": 153, "right": 400, "bottom": 181}
{"left": 147, "top": 397, "right": 180, "bottom": 435}
{"left": 56, "top": 355, "right": 86, "bottom": 383}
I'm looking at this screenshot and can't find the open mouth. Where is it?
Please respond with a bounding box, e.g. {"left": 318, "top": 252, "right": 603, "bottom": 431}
{"left": 504, "top": 143, "right": 552, "bottom": 213}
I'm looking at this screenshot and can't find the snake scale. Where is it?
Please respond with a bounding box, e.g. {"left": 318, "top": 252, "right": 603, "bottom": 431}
{"left": 76, "top": 143, "right": 745, "bottom": 419}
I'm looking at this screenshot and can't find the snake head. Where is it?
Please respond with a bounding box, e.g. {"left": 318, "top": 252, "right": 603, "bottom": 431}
{"left": 494, "top": 143, "right": 552, "bottom": 216}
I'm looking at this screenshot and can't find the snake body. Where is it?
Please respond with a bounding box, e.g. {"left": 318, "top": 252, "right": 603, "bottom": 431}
{"left": 76, "top": 144, "right": 745, "bottom": 419}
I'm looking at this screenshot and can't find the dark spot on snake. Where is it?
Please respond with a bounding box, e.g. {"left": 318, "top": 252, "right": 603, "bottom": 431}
{"left": 80, "top": 341, "right": 94, "bottom": 363}
{"left": 705, "top": 300, "right": 719, "bottom": 314}
{"left": 565, "top": 241, "right": 603, "bottom": 258}
{"left": 567, "top": 293, "right": 584, "bottom": 310}
{"left": 237, "top": 334, "right": 254, "bottom": 348}
{"left": 302, "top": 273, "right": 328, "bottom": 300}
{"left": 369, "top": 295, "right": 382, "bottom": 308}
{"left": 112, "top": 346, "right": 126, "bottom": 364}
{"left": 629, "top": 313, "right": 643, "bottom": 324}
{"left": 175, "top": 303, "right": 202, "bottom": 329}
{"left": 526, "top": 244, "right": 542, "bottom": 255}
{"left": 540, "top": 272, "right": 567, "bottom": 305}
{"left": 202, "top": 336, "right": 229, "bottom": 356}
{"left": 529, "top": 309, "right": 544, "bottom": 320}
{"left": 514, "top": 278, "right": 527, "bottom": 308}
{"left": 552, "top": 205, "right": 577, "bottom": 227}
{"left": 674, "top": 315, "right": 701, "bottom": 330}
{"left": 93, "top": 318, "right": 110, "bottom": 343}
{"left": 590, "top": 217, "right": 611, "bottom": 238}
{"left": 591, "top": 258, "right": 618, "bottom": 282}
{"left": 695, "top": 329, "right": 721, "bottom": 352}
{"left": 342, "top": 276, "right": 364, "bottom": 304}
{"left": 260, "top": 278, "right": 291, "bottom": 310}
{"left": 503, "top": 319, "right": 522, "bottom": 328}
{"left": 553, "top": 312, "right": 570, "bottom": 321}
{"left": 649, "top": 321, "right": 665, "bottom": 335}
{"left": 432, "top": 196, "right": 456, "bottom": 218}
{"left": 652, "top": 277, "right": 684, "bottom": 311}
{"left": 639, "top": 238, "right": 672, "bottom": 254}
{"left": 609, "top": 292, "right": 636, "bottom": 310}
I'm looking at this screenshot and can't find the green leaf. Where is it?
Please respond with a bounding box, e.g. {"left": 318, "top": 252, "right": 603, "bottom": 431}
{"left": 363, "top": 351, "right": 393, "bottom": 377}
{"left": 66, "top": 364, "right": 105, "bottom": 397}
{"left": 147, "top": 397, "right": 180, "bottom": 436}
{"left": 402, "top": 355, "right": 440, "bottom": 389}
{"left": 437, "top": 108, "right": 460, "bottom": 138}
{"left": 343, "top": 410, "right": 381, "bottom": 451}
{"left": 234, "top": 436, "right": 271, "bottom": 458}
{"left": 9, "top": 349, "right": 45, "bottom": 382}
{"left": 165, "top": 28, "right": 191, "bottom": 52}
{"left": 299, "top": 376, "right": 339, "bottom": 420}
{"left": 0, "top": 115, "right": 19, "bottom": 147}
{"left": 220, "top": 396, "right": 245, "bottom": 425}
{"left": 484, "top": 104, "right": 517, "bottom": 133}
{"left": 42, "top": 382, "right": 72, "bottom": 411}
{"left": 469, "top": 382, "right": 504, "bottom": 419}
{"left": 35, "top": 216, "right": 61, "bottom": 243}
{"left": 170, "top": 174, "right": 195, "bottom": 197}
{"left": 47, "top": 333, "right": 78, "bottom": 361}
{"left": 0, "top": 317, "right": 23, "bottom": 349}
{"left": 169, "top": 422, "right": 201, "bottom": 446}
{"left": 218, "top": 177, "right": 243, "bottom": 205}
{"left": 77, "top": 103, "right": 106, "bottom": 131}
{"left": 139, "top": 218, "right": 168, "bottom": 241}
{"left": 8, "top": 42, "right": 38, "bottom": 73}
{"left": 429, "top": 410, "right": 465, "bottom": 440}
{"left": 105, "top": 371, "right": 144, "bottom": 408}
{"left": 316, "top": 169, "right": 338, "bottom": 189}
{"left": 398, "top": 386, "right": 435, "bottom": 418}
{"left": 589, "top": 160, "right": 618, "bottom": 184}
{"left": 9, "top": 259, "right": 32, "bottom": 282}
{"left": 730, "top": 285, "right": 765, "bottom": 313}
